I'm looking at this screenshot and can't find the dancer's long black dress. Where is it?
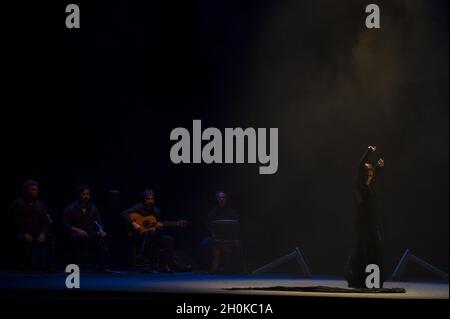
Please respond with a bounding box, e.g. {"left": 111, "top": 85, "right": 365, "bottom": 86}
{"left": 346, "top": 149, "right": 384, "bottom": 288}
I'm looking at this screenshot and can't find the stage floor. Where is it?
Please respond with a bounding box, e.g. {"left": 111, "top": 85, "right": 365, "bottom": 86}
{"left": 0, "top": 271, "right": 448, "bottom": 299}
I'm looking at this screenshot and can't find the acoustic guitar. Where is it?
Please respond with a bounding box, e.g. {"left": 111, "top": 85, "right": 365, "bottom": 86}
{"left": 128, "top": 212, "right": 189, "bottom": 235}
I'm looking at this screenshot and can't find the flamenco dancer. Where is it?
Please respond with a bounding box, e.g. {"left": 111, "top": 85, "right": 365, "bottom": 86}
{"left": 346, "top": 145, "right": 385, "bottom": 288}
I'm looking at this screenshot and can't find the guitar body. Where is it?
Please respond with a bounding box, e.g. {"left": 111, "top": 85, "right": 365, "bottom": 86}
{"left": 128, "top": 212, "right": 189, "bottom": 235}
{"left": 129, "top": 212, "right": 161, "bottom": 234}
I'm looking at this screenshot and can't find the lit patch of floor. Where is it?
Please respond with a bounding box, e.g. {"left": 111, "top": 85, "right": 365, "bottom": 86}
{"left": 0, "top": 272, "right": 447, "bottom": 299}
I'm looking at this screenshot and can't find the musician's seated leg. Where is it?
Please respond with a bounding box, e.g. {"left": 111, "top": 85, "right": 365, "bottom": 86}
{"left": 45, "top": 233, "right": 56, "bottom": 270}
{"left": 210, "top": 241, "right": 242, "bottom": 274}
{"left": 210, "top": 241, "right": 223, "bottom": 274}
{"left": 222, "top": 244, "right": 235, "bottom": 274}
{"left": 67, "top": 231, "right": 101, "bottom": 267}
{"left": 199, "top": 236, "right": 214, "bottom": 271}
{"left": 86, "top": 232, "right": 102, "bottom": 266}
{"left": 15, "top": 234, "right": 49, "bottom": 271}
{"left": 67, "top": 232, "right": 84, "bottom": 265}
{"left": 14, "top": 235, "right": 31, "bottom": 270}
{"left": 135, "top": 233, "right": 158, "bottom": 272}
{"left": 159, "top": 235, "right": 175, "bottom": 272}
{"left": 32, "top": 240, "right": 47, "bottom": 271}
{"left": 131, "top": 233, "right": 143, "bottom": 265}
{"left": 15, "top": 235, "right": 34, "bottom": 270}
{"left": 148, "top": 240, "right": 160, "bottom": 272}
{"left": 225, "top": 242, "right": 246, "bottom": 274}
{"left": 128, "top": 236, "right": 138, "bottom": 270}
{"left": 126, "top": 233, "right": 142, "bottom": 270}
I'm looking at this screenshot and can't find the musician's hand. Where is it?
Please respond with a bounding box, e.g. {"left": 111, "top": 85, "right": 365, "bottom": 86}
{"left": 132, "top": 222, "right": 141, "bottom": 231}
{"left": 368, "top": 145, "right": 376, "bottom": 152}
{"left": 24, "top": 233, "right": 33, "bottom": 243}
{"left": 98, "top": 230, "right": 107, "bottom": 238}
{"left": 37, "top": 233, "right": 46, "bottom": 243}
{"left": 77, "top": 229, "right": 89, "bottom": 239}
{"left": 377, "top": 158, "right": 385, "bottom": 168}
{"left": 156, "top": 222, "right": 163, "bottom": 229}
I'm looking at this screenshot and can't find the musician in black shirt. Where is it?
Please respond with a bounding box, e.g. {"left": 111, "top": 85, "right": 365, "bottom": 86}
{"left": 206, "top": 190, "right": 241, "bottom": 274}
{"left": 63, "top": 185, "right": 106, "bottom": 265}
{"left": 9, "top": 180, "right": 49, "bottom": 270}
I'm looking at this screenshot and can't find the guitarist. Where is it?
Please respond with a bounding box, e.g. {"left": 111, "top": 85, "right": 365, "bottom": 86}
{"left": 121, "top": 188, "right": 176, "bottom": 273}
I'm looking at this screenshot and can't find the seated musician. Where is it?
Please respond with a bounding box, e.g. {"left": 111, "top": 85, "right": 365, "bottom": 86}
{"left": 121, "top": 188, "right": 179, "bottom": 273}
{"left": 63, "top": 185, "right": 107, "bottom": 266}
{"left": 9, "top": 180, "right": 49, "bottom": 270}
{"left": 206, "top": 190, "right": 241, "bottom": 274}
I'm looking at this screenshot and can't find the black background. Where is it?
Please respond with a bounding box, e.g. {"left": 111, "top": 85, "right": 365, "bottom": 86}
{"left": 1, "top": 0, "right": 448, "bottom": 276}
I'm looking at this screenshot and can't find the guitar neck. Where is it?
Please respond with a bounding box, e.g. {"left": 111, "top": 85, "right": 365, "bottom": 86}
{"left": 161, "top": 221, "right": 180, "bottom": 226}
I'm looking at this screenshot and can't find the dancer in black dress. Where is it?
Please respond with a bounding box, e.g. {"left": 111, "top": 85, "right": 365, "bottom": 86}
{"left": 346, "top": 145, "right": 385, "bottom": 288}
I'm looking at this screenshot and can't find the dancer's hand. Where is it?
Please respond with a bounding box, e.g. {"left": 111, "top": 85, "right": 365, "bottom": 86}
{"left": 377, "top": 158, "right": 385, "bottom": 168}
{"left": 368, "top": 145, "right": 376, "bottom": 152}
